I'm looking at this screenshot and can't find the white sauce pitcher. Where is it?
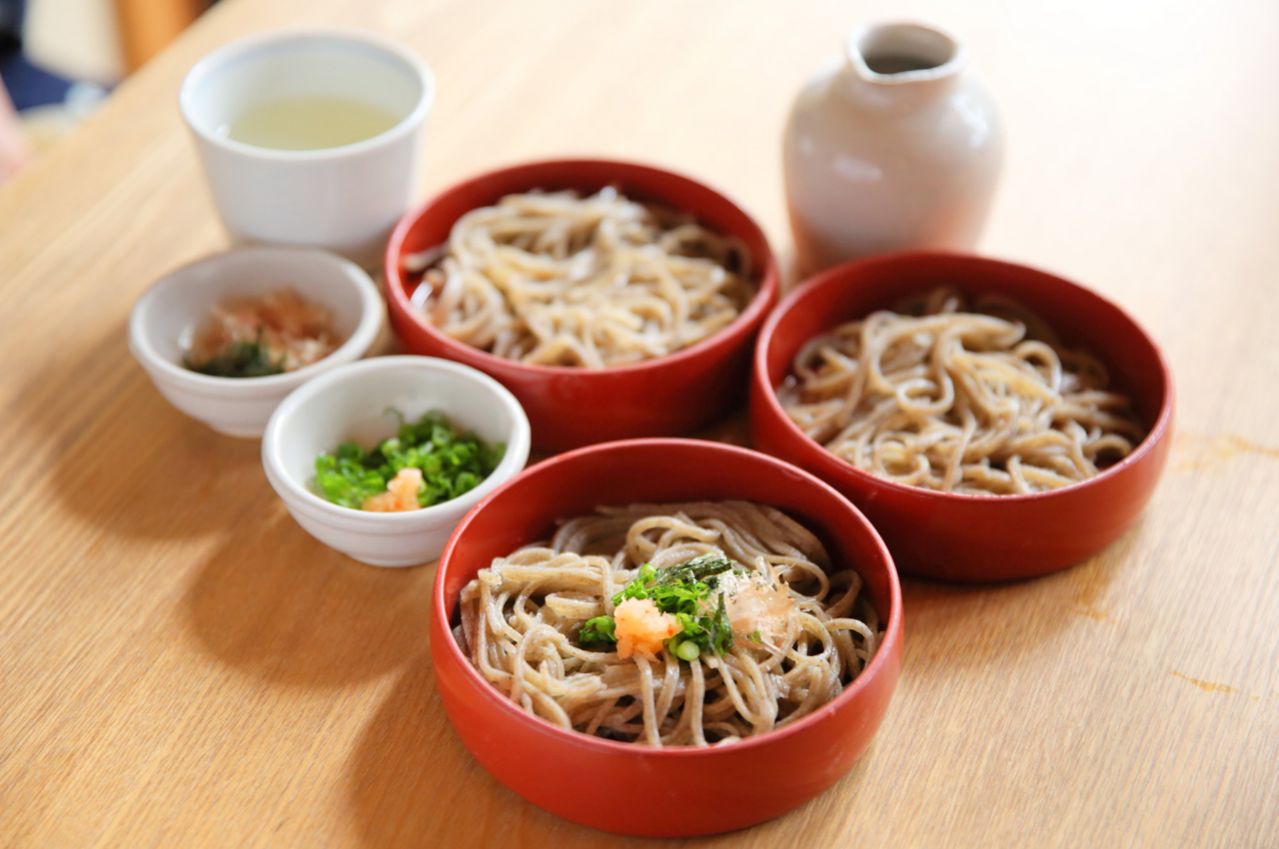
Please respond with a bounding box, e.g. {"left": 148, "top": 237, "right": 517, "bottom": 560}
{"left": 783, "top": 22, "right": 1004, "bottom": 275}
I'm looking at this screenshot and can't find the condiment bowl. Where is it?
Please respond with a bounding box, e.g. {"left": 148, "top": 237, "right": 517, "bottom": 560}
{"left": 750, "top": 252, "right": 1175, "bottom": 581}
{"left": 262, "top": 356, "right": 530, "bottom": 567}
{"left": 431, "top": 438, "right": 903, "bottom": 836}
{"left": 384, "top": 159, "right": 780, "bottom": 452}
{"left": 128, "top": 245, "right": 384, "bottom": 438}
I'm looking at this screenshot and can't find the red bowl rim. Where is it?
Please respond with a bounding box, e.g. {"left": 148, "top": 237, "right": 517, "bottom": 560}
{"left": 431, "top": 437, "right": 903, "bottom": 758}
{"left": 752, "top": 250, "right": 1176, "bottom": 505}
{"left": 384, "top": 158, "right": 781, "bottom": 378}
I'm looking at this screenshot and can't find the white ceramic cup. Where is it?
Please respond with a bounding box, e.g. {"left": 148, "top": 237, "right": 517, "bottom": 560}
{"left": 179, "top": 29, "right": 434, "bottom": 267}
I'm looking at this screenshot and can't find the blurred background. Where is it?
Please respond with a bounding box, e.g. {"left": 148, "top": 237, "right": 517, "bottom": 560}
{"left": 0, "top": 0, "right": 210, "bottom": 182}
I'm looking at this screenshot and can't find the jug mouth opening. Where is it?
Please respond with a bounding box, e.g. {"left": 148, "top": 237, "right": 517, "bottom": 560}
{"left": 847, "top": 22, "right": 964, "bottom": 84}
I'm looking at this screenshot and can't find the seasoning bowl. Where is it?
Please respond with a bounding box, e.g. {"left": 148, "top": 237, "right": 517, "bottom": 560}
{"left": 262, "top": 356, "right": 530, "bottom": 567}
{"left": 383, "top": 159, "right": 780, "bottom": 452}
{"left": 431, "top": 438, "right": 903, "bottom": 835}
{"left": 750, "top": 252, "right": 1175, "bottom": 581}
{"left": 128, "top": 245, "right": 384, "bottom": 438}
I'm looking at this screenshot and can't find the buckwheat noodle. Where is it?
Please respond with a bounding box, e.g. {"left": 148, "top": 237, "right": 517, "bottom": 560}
{"left": 404, "top": 187, "right": 754, "bottom": 368}
{"left": 454, "top": 501, "right": 879, "bottom": 747}
{"left": 779, "top": 288, "right": 1146, "bottom": 495}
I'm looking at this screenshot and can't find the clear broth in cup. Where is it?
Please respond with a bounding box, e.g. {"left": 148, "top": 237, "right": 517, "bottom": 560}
{"left": 223, "top": 95, "right": 401, "bottom": 150}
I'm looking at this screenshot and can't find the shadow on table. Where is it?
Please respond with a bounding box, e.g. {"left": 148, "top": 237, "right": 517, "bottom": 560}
{"left": 11, "top": 326, "right": 258, "bottom": 539}
{"left": 184, "top": 511, "right": 433, "bottom": 687}
{"left": 897, "top": 518, "right": 1145, "bottom": 675}
{"left": 347, "top": 654, "right": 529, "bottom": 849}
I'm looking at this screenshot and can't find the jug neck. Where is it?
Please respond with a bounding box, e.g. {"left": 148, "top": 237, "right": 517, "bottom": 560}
{"left": 839, "top": 22, "right": 966, "bottom": 109}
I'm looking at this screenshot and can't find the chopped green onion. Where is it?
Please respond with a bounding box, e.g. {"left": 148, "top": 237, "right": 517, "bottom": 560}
{"left": 312, "top": 410, "right": 504, "bottom": 510}
{"left": 597, "top": 555, "right": 737, "bottom": 660}
{"left": 185, "top": 336, "right": 284, "bottom": 377}
{"left": 674, "top": 640, "right": 701, "bottom": 661}
{"left": 578, "top": 615, "right": 617, "bottom": 648}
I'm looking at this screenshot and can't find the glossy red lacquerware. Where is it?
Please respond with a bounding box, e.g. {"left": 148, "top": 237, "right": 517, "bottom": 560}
{"left": 430, "top": 439, "right": 903, "bottom": 837}
{"left": 751, "top": 252, "right": 1174, "bottom": 582}
{"left": 384, "top": 160, "right": 779, "bottom": 451}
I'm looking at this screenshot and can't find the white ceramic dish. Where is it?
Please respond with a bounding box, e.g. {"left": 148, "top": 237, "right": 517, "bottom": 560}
{"left": 128, "top": 245, "right": 384, "bottom": 438}
{"left": 261, "top": 356, "right": 531, "bottom": 567}
{"left": 179, "top": 29, "right": 435, "bottom": 267}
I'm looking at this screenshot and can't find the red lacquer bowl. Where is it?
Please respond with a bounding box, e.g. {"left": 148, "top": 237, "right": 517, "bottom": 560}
{"left": 430, "top": 439, "right": 903, "bottom": 837}
{"left": 384, "top": 160, "right": 779, "bottom": 452}
{"left": 750, "top": 252, "right": 1174, "bottom": 582}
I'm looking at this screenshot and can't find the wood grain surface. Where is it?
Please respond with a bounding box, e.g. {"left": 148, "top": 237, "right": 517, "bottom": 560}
{"left": 1, "top": 1, "right": 1276, "bottom": 847}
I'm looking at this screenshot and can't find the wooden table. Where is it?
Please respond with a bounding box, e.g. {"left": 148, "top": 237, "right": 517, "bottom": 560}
{"left": 2, "top": 1, "right": 1276, "bottom": 846}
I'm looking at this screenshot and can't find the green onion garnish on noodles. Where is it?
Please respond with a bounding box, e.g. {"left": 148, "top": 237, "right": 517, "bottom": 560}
{"left": 575, "top": 555, "right": 737, "bottom": 658}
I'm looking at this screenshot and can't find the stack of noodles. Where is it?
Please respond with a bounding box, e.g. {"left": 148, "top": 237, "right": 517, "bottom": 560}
{"left": 780, "top": 287, "right": 1146, "bottom": 495}
{"left": 405, "top": 187, "right": 754, "bottom": 368}
{"left": 455, "top": 501, "right": 878, "bottom": 747}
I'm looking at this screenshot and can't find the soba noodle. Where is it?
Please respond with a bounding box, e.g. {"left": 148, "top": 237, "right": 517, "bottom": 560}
{"left": 404, "top": 187, "right": 754, "bottom": 368}
{"left": 454, "top": 501, "right": 879, "bottom": 747}
{"left": 780, "top": 288, "right": 1145, "bottom": 495}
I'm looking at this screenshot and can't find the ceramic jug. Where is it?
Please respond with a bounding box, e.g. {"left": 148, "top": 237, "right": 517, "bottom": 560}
{"left": 783, "top": 22, "right": 1003, "bottom": 275}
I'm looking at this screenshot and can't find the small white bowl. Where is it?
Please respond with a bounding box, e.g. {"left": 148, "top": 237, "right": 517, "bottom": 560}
{"left": 128, "top": 246, "right": 384, "bottom": 438}
{"left": 261, "top": 356, "right": 531, "bottom": 567}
